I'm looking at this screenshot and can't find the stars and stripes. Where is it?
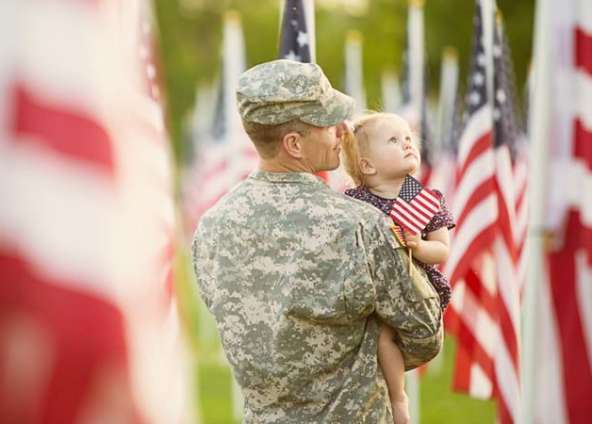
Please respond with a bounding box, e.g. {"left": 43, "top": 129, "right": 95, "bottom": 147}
{"left": 389, "top": 175, "right": 441, "bottom": 235}
{"left": 445, "top": 0, "right": 500, "bottom": 411}
{"left": 279, "top": 0, "right": 311, "bottom": 62}
{"left": 488, "top": 14, "right": 523, "bottom": 423}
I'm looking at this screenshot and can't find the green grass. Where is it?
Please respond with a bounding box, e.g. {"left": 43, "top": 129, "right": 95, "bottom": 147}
{"left": 420, "top": 337, "right": 496, "bottom": 423}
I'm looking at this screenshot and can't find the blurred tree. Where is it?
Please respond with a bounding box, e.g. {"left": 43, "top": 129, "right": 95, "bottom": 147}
{"left": 154, "top": 0, "right": 533, "bottom": 163}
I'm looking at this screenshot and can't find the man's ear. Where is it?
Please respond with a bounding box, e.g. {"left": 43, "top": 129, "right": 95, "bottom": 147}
{"left": 281, "top": 131, "right": 304, "bottom": 159}
{"left": 359, "top": 157, "right": 376, "bottom": 176}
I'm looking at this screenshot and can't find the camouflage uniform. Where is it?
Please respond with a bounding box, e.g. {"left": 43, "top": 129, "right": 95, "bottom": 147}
{"left": 192, "top": 60, "right": 442, "bottom": 423}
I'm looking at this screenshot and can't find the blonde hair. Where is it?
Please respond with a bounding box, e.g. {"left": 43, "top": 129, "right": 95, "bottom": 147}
{"left": 342, "top": 112, "right": 416, "bottom": 186}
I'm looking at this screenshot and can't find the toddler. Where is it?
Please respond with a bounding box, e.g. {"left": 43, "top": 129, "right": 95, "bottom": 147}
{"left": 341, "top": 112, "right": 454, "bottom": 424}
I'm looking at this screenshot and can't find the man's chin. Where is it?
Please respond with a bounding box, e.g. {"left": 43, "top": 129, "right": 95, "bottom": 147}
{"left": 316, "top": 160, "right": 340, "bottom": 173}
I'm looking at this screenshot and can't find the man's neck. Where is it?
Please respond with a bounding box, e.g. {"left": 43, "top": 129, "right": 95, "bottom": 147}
{"left": 259, "top": 158, "right": 313, "bottom": 173}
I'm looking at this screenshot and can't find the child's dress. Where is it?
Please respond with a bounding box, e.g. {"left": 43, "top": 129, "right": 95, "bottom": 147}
{"left": 345, "top": 186, "right": 455, "bottom": 310}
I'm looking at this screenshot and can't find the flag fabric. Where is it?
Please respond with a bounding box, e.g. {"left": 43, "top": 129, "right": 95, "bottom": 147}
{"left": 0, "top": 1, "right": 188, "bottom": 422}
{"left": 389, "top": 175, "right": 441, "bottom": 235}
{"left": 488, "top": 14, "right": 523, "bottom": 423}
{"left": 445, "top": 0, "right": 500, "bottom": 410}
{"left": 445, "top": 2, "right": 526, "bottom": 422}
{"left": 523, "top": 0, "right": 592, "bottom": 422}
{"left": 279, "top": 0, "right": 312, "bottom": 63}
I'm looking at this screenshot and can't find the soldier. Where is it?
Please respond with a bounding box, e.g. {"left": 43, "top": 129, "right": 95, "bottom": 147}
{"left": 192, "top": 59, "right": 443, "bottom": 423}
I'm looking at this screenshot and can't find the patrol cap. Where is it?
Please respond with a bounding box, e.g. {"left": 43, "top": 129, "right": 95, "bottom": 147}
{"left": 237, "top": 59, "right": 355, "bottom": 127}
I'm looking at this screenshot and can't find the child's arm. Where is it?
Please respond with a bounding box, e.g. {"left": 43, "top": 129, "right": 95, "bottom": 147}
{"left": 405, "top": 227, "right": 449, "bottom": 265}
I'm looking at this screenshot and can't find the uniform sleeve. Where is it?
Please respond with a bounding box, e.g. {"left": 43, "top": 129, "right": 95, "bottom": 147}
{"left": 191, "top": 216, "right": 217, "bottom": 310}
{"left": 365, "top": 215, "right": 443, "bottom": 370}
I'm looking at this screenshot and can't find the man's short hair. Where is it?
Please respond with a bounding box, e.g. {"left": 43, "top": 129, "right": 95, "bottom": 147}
{"left": 242, "top": 119, "right": 312, "bottom": 159}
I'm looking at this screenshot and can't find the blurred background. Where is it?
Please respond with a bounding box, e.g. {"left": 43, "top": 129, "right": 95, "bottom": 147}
{"left": 2, "top": 0, "right": 591, "bottom": 423}
{"left": 154, "top": 0, "right": 534, "bottom": 162}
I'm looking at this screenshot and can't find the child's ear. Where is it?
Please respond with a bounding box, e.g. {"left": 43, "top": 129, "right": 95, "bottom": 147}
{"left": 359, "top": 158, "right": 376, "bottom": 176}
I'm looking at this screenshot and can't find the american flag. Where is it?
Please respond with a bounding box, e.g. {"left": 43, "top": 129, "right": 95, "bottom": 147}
{"left": 488, "top": 13, "right": 523, "bottom": 423}
{"left": 389, "top": 175, "right": 441, "bottom": 235}
{"left": 279, "top": 0, "right": 312, "bottom": 63}
{"left": 445, "top": 0, "right": 501, "bottom": 413}
{"left": 0, "top": 0, "right": 188, "bottom": 421}
{"left": 523, "top": 0, "right": 592, "bottom": 422}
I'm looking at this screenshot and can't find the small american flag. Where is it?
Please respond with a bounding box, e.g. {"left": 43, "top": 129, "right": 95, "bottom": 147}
{"left": 389, "top": 174, "right": 440, "bottom": 234}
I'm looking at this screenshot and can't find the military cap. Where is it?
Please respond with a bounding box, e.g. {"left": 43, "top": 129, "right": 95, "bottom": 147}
{"left": 236, "top": 59, "right": 355, "bottom": 127}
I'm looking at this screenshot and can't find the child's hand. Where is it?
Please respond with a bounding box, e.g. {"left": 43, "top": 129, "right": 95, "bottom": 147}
{"left": 404, "top": 232, "right": 422, "bottom": 252}
{"left": 391, "top": 393, "right": 411, "bottom": 424}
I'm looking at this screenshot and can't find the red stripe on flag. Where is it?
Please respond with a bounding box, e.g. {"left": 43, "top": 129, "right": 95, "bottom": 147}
{"left": 454, "top": 176, "right": 496, "bottom": 232}
{"left": 496, "top": 292, "right": 519, "bottom": 372}
{"left": 412, "top": 195, "right": 439, "bottom": 215}
{"left": 0, "top": 250, "right": 140, "bottom": 423}
{"left": 575, "top": 26, "right": 592, "bottom": 76}
{"left": 449, "top": 225, "right": 497, "bottom": 286}
{"left": 451, "top": 341, "right": 473, "bottom": 392}
{"left": 457, "top": 132, "right": 492, "bottom": 182}
{"left": 463, "top": 267, "right": 497, "bottom": 318}
{"left": 573, "top": 118, "right": 592, "bottom": 170}
{"left": 390, "top": 209, "right": 422, "bottom": 235}
{"left": 10, "top": 84, "right": 115, "bottom": 174}
{"left": 395, "top": 200, "right": 430, "bottom": 227}
{"left": 494, "top": 386, "right": 513, "bottom": 424}
{"left": 547, "top": 210, "right": 592, "bottom": 424}
{"left": 448, "top": 307, "right": 495, "bottom": 392}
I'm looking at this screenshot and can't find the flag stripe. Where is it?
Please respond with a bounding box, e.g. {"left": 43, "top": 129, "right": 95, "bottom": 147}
{"left": 548, "top": 211, "right": 592, "bottom": 423}
{"left": 575, "top": 27, "right": 592, "bottom": 75}
{"left": 390, "top": 210, "right": 422, "bottom": 234}
{"left": 454, "top": 177, "right": 497, "bottom": 233}
{"left": 10, "top": 83, "right": 114, "bottom": 173}
{"left": 574, "top": 118, "right": 592, "bottom": 169}
{"left": 412, "top": 194, "right": 440, "bottom": 214}
{"left": 447, "top": 194, "right": 497, "bottom": 284}
{"left": 394, "top": 199, "right": 431, "bottom": 227}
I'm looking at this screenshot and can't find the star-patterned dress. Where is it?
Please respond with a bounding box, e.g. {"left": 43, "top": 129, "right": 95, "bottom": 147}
{"left": 345, "top": 186, "right": 455, "bottom": 310}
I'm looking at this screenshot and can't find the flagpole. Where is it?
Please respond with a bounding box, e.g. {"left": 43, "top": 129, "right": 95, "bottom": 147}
{"left": 344, "top": 30, "right": 367, "bottom": 115}
{"left": 381, "top": 70, "right": 401, "bottom": 113}
{"left": 406, "top": 2, "right": 425, "bottom": 422}
{"left": 521, "top": 0, "right": 552, "bottom": 421}
{"left": 408, "top": 0, "right": 425, "bottom": 136}
{"left": 436, "top": 47, "right": 458, "bottom": 153}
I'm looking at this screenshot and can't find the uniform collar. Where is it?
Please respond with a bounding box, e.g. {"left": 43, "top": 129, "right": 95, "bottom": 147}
{"left": 249, "top": 170, "right": 327, "bottom": 186}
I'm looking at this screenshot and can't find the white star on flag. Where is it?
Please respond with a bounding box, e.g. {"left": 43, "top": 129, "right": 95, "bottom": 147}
{"left": 297, "top": 31, "right": 308, "bottom": 47}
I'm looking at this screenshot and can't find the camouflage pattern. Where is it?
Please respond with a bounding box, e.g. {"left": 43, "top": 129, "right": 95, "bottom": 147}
{"left": 237, "top": 59, "right": 355, "bottom": 127}
{"left": 192, "top": 171, "right": 443, "bottom": 423}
